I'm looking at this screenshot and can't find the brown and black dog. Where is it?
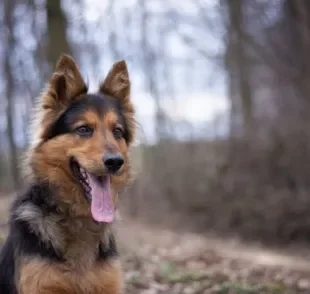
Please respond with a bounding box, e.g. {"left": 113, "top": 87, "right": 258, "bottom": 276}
{"left": 0, "top": 55, "right": 136, "bottom": 293}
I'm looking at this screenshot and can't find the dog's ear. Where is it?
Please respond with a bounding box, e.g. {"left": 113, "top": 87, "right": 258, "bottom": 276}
{"left": 99, "top": 60, "right": 130, "bottom": 102}
{"left": 99, "top": 61, "right": 135, "bottom": 144}
{"left": 37, "top": 55, "right": 88, "bottom": 142}
{"left": 43, "top": 54, "right": 87, "bottom": 111}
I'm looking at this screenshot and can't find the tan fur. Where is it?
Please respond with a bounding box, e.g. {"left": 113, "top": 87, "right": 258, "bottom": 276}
{"left": 29, "top": 55, "right": 133, "bottom": 216}
{"left": 19, "top": 258, "right": 123, "bottom": 294}
{"left": 30, "top": 106, "right": 131, "bottom": 214}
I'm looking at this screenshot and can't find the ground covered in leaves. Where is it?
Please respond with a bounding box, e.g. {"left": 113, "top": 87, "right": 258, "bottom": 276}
{"left": 117, "top": 221, "right": 310, "bottom": 294}
{"left": 0, "top": 195, "right": 309, "bottom": 294}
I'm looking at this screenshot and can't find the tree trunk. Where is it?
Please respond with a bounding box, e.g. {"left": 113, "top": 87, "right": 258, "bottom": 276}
{"left": 4, "top": 0, "right": 20, "bottom": 190}
{"left": 46, "top": 0, "right": 72, "bottom": 68}
{"left": 225, "top": 0, "right": 253, "bottom": 136}
{"left": 139, "top": 0, "right": 165, "bottom": 141}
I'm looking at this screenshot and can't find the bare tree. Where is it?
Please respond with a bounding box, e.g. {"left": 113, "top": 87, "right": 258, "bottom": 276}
{"left": 139, "top": 0, "right": 167, "bottom": 141}
{"left": 3, "top": 0, "right": 20, "bottom": 189}
{"left": 224, "top": 0, "right": 253, "bottom": 136}
{"left": 46, "top": 0, "right": 72, "bottom": 67}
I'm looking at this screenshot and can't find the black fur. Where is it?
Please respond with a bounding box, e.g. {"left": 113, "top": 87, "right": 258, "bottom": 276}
{"left": 0, "top": 236, "right": 16, "bottom": 294}
{"left": 98, "top": 234, "right": 118, "bottom": 261}
{"left": 10, "top": 184, "right": 64, "bottom": 261}
{"left": 11, "top": 220, "right": 64, "bottom": 262}
{"left": 0, "top": 184, "right": 119, "bottom": 293}
{"left": 46, "top": 93, "right": 129, "bottom": 141}
{"left": 0, "top": 185, "right": 63, "bottom": 293}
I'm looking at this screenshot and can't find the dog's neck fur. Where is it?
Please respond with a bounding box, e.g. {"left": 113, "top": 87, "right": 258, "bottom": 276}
{"left": 14, "top": 176, "right": 115, "bottom": 270}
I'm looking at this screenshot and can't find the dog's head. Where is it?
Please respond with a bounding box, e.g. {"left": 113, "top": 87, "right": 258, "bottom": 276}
{"left": 29, "top": 55, "right": 135, "bottom": 222}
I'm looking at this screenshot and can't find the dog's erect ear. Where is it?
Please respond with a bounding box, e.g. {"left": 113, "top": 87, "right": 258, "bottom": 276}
{"left": 36, "top": 55, "right": 88, "bottom": 142}
{"left": 99, "top": 60, "right": 130, "bottom": 101}
{"left": 99, "top": 61, "right": 135, "bottom": 144}
{"left": 43, "top": 54, "right": 87, "bottom": 110}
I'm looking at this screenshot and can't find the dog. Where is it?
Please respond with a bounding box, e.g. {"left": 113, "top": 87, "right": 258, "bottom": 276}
{"left": 0, "top": 54, "right": 136, "bottom": 293}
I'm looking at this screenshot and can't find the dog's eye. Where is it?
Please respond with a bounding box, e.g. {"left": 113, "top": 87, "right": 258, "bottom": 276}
{"left": 113, "top": 127, "right": 123, "bottom": 140}
{"left": 75, "top": 125, "right": 93, "bottom": 137}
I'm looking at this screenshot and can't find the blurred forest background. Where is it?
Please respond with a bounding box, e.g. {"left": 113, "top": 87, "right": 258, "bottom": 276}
{"left": 1, "top": 0, "right": 310, "bottom": 247}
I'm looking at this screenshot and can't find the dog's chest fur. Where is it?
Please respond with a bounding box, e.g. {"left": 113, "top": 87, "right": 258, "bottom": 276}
{"left": 61, "top": 217, "right": 108, "bottom": 268}
{"left": 14, "top": 192, "right": 112, "bottom": 271}
{"left": 8, "top": 187, "right": 121, "bottom": 293}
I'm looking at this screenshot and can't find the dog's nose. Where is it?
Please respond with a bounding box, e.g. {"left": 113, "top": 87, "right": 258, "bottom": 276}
{"left": 103, "top": 153, "right": 124, "bottom": 173}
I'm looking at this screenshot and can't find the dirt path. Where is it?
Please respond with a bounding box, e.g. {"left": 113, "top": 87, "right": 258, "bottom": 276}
{"left": 117, "top": 220, "right": 310, "bottom": 270}
{"left": 116, "top": 219, "right": 310, "bottom": 294}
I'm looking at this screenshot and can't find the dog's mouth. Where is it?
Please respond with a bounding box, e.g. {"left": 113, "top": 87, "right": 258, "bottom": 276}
{"left": 70, "top": 158, "right": 114, "bottom": 223}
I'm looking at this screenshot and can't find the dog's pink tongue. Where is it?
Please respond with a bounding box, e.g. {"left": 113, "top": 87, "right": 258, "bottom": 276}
{"left": 88, "top": 174, "right": 114, "bottom": 223}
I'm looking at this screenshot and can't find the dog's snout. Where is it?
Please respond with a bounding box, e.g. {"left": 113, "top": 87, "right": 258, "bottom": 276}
{"left": 103, "top": 153, "right": 124, "bottom": 173}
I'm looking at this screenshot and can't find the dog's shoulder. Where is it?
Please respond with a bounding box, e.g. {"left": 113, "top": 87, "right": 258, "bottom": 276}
{"left": 9, "top": 184, "right": 64, "bottom": 262}
{"left": 11, "top": 183, "right": 55, "bottom": 212}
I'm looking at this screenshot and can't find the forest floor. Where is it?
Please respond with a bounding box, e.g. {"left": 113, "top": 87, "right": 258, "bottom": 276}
{"left": 0, "top": 195, "right": 310, "bottom": 293}
{"left": 117, "top": 220, "right": 310, "bottom": 294}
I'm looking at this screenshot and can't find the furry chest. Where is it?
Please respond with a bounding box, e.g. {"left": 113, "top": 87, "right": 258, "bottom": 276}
{"left": 63, "top": 237, "right": 99, "bottom": 268}
{"left": 19, "top": 258, "right": 123, "bottom": 294}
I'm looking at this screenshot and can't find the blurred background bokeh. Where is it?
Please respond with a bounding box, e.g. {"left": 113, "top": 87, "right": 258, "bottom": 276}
{"left": 3, "top": 1, "right": 310, "bottom": 292}
{"left": 2, "top": 0, "right": 310, "bottom": 249}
